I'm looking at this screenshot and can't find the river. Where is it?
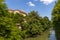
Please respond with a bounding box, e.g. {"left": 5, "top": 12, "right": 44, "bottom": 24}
{"left": 24, "top": 29, "right": 56, "bottom": 40}
{"left": 49, "top": 30, "right": 56, "bottom": 40}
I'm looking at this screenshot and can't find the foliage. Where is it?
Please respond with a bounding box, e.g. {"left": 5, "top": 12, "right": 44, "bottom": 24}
{"left": 0, "top": 0, "right": 23, "bottom": 40}
{"left": 0, "top": 17, "right": 23, "bottom": 40}
{"left": 0, "top": 0, "right": 8, "bottom": 17}
{"left": 42, "top": 16, "right": 50, "bottom": 31}
{"left": 0, "top": 0, "right": 51, "bottom": 40}
{"left": 7, "top": 13, "right": 24, "bottom": 24}
{"left": 52, "top": 0, "right": 60, "bottom": 40}
{"left": 21, "top": 11, "right": 50, "bottom": 38}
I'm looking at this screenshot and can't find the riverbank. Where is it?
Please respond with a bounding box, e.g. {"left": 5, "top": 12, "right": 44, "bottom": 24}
{"left": 24, "top": 28, "right": 51, "bottom": 40}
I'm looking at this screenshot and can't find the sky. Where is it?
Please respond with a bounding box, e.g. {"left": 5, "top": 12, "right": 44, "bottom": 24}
{"left": 5, "top": 0, "right": 56, "bottom": 19}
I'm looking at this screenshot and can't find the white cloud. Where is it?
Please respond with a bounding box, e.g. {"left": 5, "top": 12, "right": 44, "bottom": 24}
{"left": 40, "top": 0, "right": 55, "bottom": 5}
{"left": 27, "top": 2, "right": 35, "bottom": 7}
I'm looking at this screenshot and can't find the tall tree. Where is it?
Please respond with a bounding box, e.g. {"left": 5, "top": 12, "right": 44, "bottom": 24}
{"left": 52, "top": 0, "right": 60, "bottom": 40}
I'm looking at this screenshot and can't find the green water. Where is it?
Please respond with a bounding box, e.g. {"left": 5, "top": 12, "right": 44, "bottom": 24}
{"left": 24, "top": 29, "right": 56, "bottom": 40}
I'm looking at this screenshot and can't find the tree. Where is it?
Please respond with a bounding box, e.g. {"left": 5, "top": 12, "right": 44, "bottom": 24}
{"left": 8, "top": 13, "right": 24, "bottom": 24}
{"left": 0, "top": 0, "right": 8, "bottom": 17}
{"left": 0, "top": 0, "right": 23, "bottom": 40}
{"left": 42, "top": 16, "right": 50, "bottom": 30}
{"left": 0, "top": 17, "right": 23, "bottom": 40}
{"left": 52, "top": 0, "right": 60, "bottom": 40}
{"left": 21, "top": 11, "right": 44, "bottom": 37}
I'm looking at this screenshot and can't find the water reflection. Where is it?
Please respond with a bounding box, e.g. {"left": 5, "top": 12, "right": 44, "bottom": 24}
{"left": 49, "top": 30, "right": 56, "bottom": 40}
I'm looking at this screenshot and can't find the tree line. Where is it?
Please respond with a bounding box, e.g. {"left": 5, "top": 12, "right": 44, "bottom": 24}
{"left": 0, "top": 0, "right": 51, "bottom": 40}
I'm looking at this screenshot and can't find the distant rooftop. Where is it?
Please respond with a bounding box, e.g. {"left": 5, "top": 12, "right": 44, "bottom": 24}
{"left": 8, "top": 9, "right": 27, "bottom": 16}
{"left": 8, "top": 9, "right": 26, "bottom": 14}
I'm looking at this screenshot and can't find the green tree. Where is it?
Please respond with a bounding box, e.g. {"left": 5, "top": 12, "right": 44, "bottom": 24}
{"left": 52, "top": 0, "right": 60, "bottom": 40}
{"left": 0, "top": 0, "right": 23, "bottom": 40}
{"left": 0, "top": 17, "right": 23, "bottom": 40}
{"left": 21, "top": 11, "right": 44, "bottom": 37}
{"left": 8, "top": 13, "right": 24, "bottom": 24}
{"left": 0, "top": 0, "right": 8, "bottom": 17}
{"left": 42, "top": 16, "right": 50, "bottom": 31}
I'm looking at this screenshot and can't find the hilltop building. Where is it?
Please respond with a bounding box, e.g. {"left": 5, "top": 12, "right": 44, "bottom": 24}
{"left": 8, "top": 9, "right": 27, "bottom": 17}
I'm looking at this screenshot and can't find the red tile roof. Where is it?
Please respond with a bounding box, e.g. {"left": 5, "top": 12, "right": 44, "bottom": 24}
{"left": 8, "top": 9, "right": 26, "bottom": 14}
{"left": 15, "top": 10, "right": 26, "bottom": 14}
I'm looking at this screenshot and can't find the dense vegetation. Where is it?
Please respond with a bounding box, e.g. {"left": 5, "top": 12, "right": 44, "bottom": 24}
{"left": 21, "top": 11, "right": 51, "bottom": 38}
{"left": 52, "top": 0, "right": 60, "bottom": 40}
{"left": 0, "top": 0, "right": 51, "bottom": 40}
{"left": 0, "top": 0, "right": 23, "bottom": 40}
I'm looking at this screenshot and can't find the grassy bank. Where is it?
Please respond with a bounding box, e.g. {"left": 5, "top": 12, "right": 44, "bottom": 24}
{"left": 24, "top": 28, "right": 51, "bottom": 40}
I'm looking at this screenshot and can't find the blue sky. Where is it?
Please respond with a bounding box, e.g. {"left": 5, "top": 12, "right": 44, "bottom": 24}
{"left": 5, "top": 0, "right": 56, "bottom": 19}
